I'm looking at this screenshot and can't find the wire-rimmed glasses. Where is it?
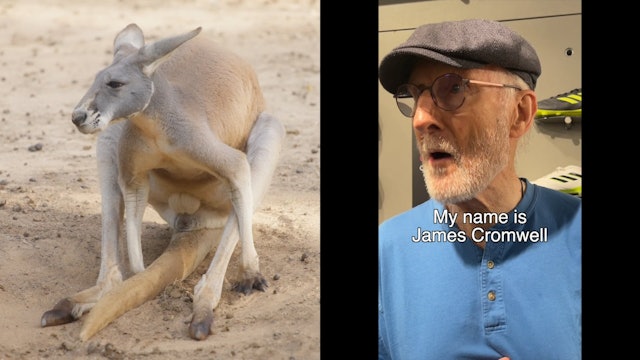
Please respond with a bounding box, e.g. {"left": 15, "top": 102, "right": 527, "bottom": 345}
{"left": 394, "top": 73, "right": 522, "bottom": 117}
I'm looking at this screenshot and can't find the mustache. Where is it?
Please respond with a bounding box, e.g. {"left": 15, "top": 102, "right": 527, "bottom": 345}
{"left": 419, "top": 136, "right": 459, "bottom": 159}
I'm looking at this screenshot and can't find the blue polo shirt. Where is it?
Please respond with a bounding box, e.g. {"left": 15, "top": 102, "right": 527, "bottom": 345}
{"left": 378, "top": 180, "right": 581, "bottom": 360}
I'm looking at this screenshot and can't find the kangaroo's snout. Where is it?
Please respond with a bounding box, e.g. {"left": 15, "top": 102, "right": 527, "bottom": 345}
{"left": 71, "top": 108, "right": 104, "bottom": 134}
{"left": 72, "top": 110, "right": 87, "bottom": 126}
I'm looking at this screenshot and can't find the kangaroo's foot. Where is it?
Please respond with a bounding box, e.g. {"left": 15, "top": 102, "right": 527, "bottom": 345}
{"left": 188, "top": 276, "right": 218, "bottom": 341}
{"left": 41, "top": 265, "right": 123, "bottom": 328}
{"left": 41, "top": 298, "right": 77, "bottom": 327}
{"left": 189, "top": 308, "right": 214, "bottom": 341}
{"left": 232, "top": 272, "right": 268, "bottom": 295}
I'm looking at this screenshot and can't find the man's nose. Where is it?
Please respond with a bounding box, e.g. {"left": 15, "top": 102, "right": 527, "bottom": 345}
{"left": 412, "top": 93, "right": 440, "bottom": 131}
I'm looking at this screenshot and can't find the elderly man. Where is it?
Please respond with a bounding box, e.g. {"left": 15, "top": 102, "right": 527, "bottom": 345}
{"left": 378, "top": 19, "right": 581, "bottom": 360}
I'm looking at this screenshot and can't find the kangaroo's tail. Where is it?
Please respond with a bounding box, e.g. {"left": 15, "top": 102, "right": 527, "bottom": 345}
{"left": 79, "top": 228, "right": 218, "bottom": 341}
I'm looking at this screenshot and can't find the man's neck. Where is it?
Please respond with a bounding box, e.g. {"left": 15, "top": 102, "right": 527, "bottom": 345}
{"left": 445, "top": 173, "right": 525, "bottom": 249}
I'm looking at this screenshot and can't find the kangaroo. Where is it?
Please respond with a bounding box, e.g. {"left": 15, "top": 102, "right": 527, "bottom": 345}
{"left": 40, "top": 23, "right": 285, "bottom": 341}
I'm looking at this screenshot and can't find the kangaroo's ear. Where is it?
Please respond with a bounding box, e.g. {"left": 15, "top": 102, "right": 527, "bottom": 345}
{"left": 139, "top": 27, "right": 202, "bottom": 76}
{"left": 113, "top": 23, "right": 145, "bottom": 61}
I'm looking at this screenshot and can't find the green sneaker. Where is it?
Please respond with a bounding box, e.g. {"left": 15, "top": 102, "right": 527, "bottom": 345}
{"left": 536, "top": 88, "right": 582, "bottom": 118}
{"left": 532, "top": 165, "right": 582, "bottom": 198}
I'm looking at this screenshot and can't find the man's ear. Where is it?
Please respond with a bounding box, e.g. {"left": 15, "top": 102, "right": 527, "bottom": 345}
{"left": 510, "top": 90, "right": 537, "bottom": 138}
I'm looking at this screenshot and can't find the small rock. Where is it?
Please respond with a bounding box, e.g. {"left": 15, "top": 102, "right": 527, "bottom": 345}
{"left": 59, "top": 342, "right": 74, "bottom": 352}
{"left": 28, "top": 143, "right": 43, "bottom": 152}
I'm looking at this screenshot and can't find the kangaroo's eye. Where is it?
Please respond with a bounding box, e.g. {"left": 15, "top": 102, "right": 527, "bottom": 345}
{"left": 107, "top": 81, "right": 124, "bottom": 89}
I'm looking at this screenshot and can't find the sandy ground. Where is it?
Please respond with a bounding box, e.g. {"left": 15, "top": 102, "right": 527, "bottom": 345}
{"left": 0, "top": 0, "right": 320, "bottom": 358}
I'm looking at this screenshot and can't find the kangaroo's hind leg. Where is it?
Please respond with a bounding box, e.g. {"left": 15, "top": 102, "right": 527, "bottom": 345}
{"left": 41, "top": 122, "right": 127, "bottom": 326}
{"left": 189, "top": 112, "right": 285, "bottom": 340}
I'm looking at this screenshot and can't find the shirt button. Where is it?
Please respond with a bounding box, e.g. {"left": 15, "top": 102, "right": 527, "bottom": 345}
{"left": 487, "top": 291, "right": 496, "bottom": 301}
{"left": 487, "top": 260, "right": 495, "bottom": 269}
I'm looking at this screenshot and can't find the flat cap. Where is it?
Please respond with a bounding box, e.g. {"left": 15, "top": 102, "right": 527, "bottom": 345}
{"left": 379, "top": 19, "right": 542, "bottom": 93}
